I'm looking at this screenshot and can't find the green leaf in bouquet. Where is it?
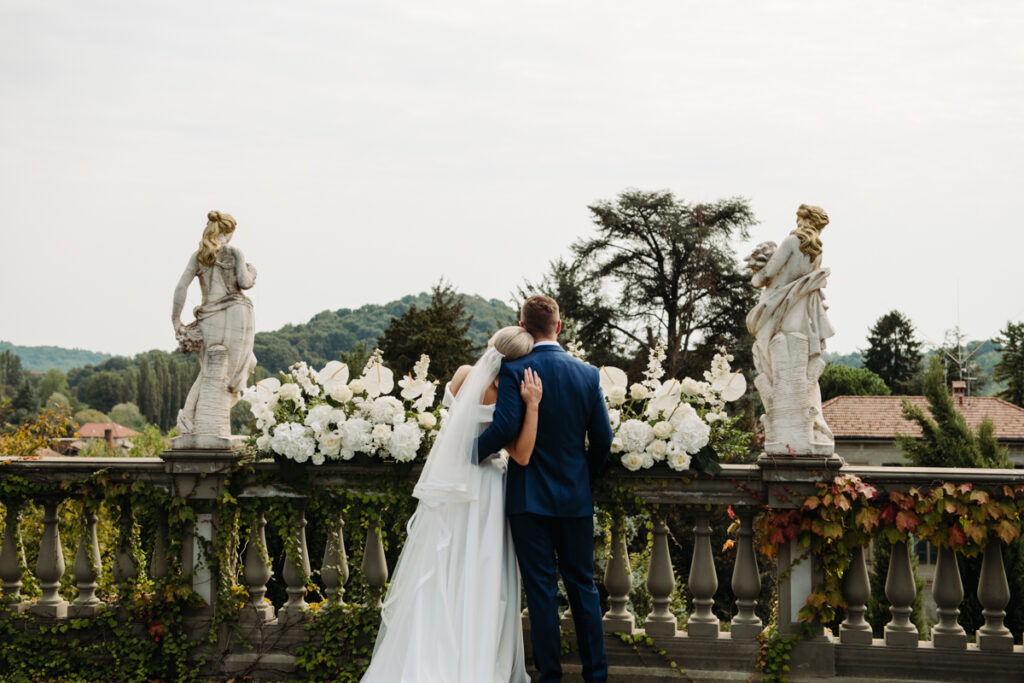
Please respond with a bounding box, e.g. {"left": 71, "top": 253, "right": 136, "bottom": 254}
{"left": 692, "top": 445, "right": 722, "bottom": 476}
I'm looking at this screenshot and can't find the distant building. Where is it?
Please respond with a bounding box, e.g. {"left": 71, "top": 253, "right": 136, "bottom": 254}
{"left": 62, "top": 422, "right": 141, "bottom": 453}
{"left": 822, "top": 391, "right": 1024, "bottom": 467}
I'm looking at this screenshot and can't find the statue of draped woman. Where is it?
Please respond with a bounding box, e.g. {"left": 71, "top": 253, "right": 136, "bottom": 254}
{"left": 745, "top": 204, "right": 835, "bottom": 455}
{"left": 171, "top": 210, "right": 257, "bottom": 445}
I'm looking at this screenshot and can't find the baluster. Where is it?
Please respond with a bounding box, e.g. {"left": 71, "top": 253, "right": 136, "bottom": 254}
{"left": 361, "top": 521, "right": 388, "bottom": 608}
{"left": 687, "top": 513, "right": 719, "bottom": 638}
{"left": 30, "top": 501, "right": 68, "bottom": 618}
{"left": 69, "top": 510, "right": 102, "bottom": 618}
{"left": 112, "top": 501, "right": 138, "bottom": 586}
{"left": 645, "top": 517, "right": 677, "bottom": 637}
{"left": 839, "top": 545, "right": 872, "bottom": 644}
{"left": 280, "top": 508, "right": 311, "bottom": 621}
{"left": 0, "top": 500, "right": 28, "bottom": 613}
{"left": 150, "top": 517, "right": 169, "bottom": 582}
{"left": 930, "top": 545, "right": 966, "bottom": 649}
{"left": 242, "top": 512, "right": 275, "bottom": 622}
{"left": 883, "top": 540, "right": 918, "bottom": 646}
{"left": 976, "top": 539, "right": 1014, "bottom": 652}
{"left": 602, "top": 517, "right": 634, "bottom": 634}
{"left": 321, "top": 514, "right": 349, "bottom": 606}
{"left": 730, "top": 509, "right": 762, "bottom": 639}
{"left": 560, "top": 604, "right": 574, "bottom": 632}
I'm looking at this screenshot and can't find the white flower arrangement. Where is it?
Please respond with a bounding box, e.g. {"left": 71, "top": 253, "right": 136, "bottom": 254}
{"left": 241, "top": 353, "right": 443, "bottom": 465}
{"left": 598, "top": 345, "right": 748, "bottom": 475}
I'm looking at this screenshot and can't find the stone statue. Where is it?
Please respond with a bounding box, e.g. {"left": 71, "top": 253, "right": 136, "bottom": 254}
{"left": 171, "top": 210, "right": 257, "bottom": 446}
{"left": 745, "top": 204, "right": 835, "bottom": 455}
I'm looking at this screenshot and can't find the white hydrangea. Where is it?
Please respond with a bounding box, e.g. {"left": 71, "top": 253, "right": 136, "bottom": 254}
{"left": 340, "top": 418, "right": 371, "bottom": 455}
{"left": 669, "top": 407, "right": 711, "bottom": 454}
{"left": 256, "top": 433, "right": 271, "bottom": 451}
{"left": 269, "top": 423, "right": 316, "bottom": 463}
{"left": 366, "top": 396, "right": 405, "bottom": 425}
{"left": 304, "top": 404, "right": 335, "bottom": 434}
{"left": 388, "top": 421, "right": 423, "bottom": 462}
{"left": 617, "top": 419, "right": 654, "bottom": 453}
{"left": 371, "top": 423, "right": 393, "bottom": 451}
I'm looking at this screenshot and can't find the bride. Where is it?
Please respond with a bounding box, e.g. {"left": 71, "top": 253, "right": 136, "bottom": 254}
{"left": 360, "top": 326, "right": 540, "bottom": 683}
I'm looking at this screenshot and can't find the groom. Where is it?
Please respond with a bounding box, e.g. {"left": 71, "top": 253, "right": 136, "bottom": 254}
{"left": 478, "top": 295, "right": 614, "bottom": 683}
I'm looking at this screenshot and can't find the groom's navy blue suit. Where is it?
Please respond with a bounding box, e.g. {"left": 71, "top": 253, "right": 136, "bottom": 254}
{"left": 478, "top": 342, "right": 613, "bottom": 683}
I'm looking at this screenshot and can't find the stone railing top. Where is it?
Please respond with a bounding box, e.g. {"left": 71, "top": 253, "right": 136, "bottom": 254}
{"left": 2, "top": 454, "right": 1022, "bottom": 505}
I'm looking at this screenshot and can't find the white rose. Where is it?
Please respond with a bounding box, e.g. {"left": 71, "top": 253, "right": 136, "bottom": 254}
{"left": 610, "top": 436, "right": 624, "bottom": 453}
{"left": 641, "top": 451, "right": 656, "bottom": 469}
{"left": 607, "top": 409, "right": 621, "bottom": 430}
{"left": 621, "top": 452, "right": 644, "bottom": 471}
{"left": 652, "top": 421, "right": 673, "bottom": 439}
{"left": 372, "top": 423, "right": 392, "bottom": 443}
{"left": 339, "top": 447, "right": 355, "bottom": 461}
{"left": 647, "top": 439, "right": 668, "bottom": 461}
{"left": 680, "top": 377, "right": 702, "bottom": 397}
{"left": 629, "top": 383, "right": 649, "bottom": 400}
{"left": 278, "top": 383, "right": 304, "bottom": 408}
{"left": 417, "top": 412, "right": 437, "bottom": 429}
{"left": 311, "top": 453, "right": 326, "bottom": 466}
{"left": 348, "top": 378, "right": 366, "bottom": 395}
{"left": 667, "top": 451, "right": 692, "bottom": 471}
{"left": 607, "top": 386, "right": 627, "bottom": 406}
{"left": 327, "top": 383, "right": 353, "bottom": 403}
{"left": 318, "top": 429, "right": 343, "bottom": 457}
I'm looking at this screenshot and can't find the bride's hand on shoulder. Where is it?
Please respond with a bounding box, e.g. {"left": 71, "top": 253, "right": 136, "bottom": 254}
{"left": 520, "top": 368, "right": 542, "bottom": 407}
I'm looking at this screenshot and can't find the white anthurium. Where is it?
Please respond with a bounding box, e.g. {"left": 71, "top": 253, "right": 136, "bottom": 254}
{"left": 317, "top": 361, "right": 349, "bottom": 390}
{"left": 714, "top": 371, "right": 747, "bottom": 402}
{"left": 247, "top": 377, "right": 281, "bottom": 406}
{"left": 598, "top": 366, "right": 628, "bottom": 394}
{"left": 647, "top": 379, "right": 682, "bottom": 416}
{"left": 399, "top": 375, "right": 430, "bottom": 401}
{"left": 362, "top": 362, "right": 395, "bottom": 398}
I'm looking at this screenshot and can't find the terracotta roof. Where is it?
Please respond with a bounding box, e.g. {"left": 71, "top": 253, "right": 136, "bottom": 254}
{"left": 75, "top": 422, "right": 141, "bottom": 439}
{"left": 821, "top": 396, "right": 1024, "bottom": 441}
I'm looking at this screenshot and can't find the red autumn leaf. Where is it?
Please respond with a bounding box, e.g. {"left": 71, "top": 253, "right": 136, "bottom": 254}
{"left": 947, "top": 525, "right": 966, "bottom": 547}
{"left": 969, "top": 490, "right": 990, "bottom": 506}
{"left": 722, "top": 538, "right": 736, "bottom": 552}
{"left": 957, "top": 483, "right": 973, "bottom": 494}
{"left": 856, "top": 507, "right": 880, "bottom": 531}
{"left": 895, "top": 510, "right": 919, "bottom": 533}
{"left": 996, "top": 520, "right": 1020, "bottom": 544}
{"left": 835, "top": 495, "right": 851, "bottom": 511}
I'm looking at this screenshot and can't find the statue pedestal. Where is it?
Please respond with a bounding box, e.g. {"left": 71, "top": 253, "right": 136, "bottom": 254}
{"left": 169, "top": 434, "right": 246, "bottom": 451}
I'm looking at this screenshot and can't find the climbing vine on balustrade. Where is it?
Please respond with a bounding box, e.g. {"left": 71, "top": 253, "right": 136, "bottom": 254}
{"left": 754, "top": 474, "right": 1024, "bottom": 625}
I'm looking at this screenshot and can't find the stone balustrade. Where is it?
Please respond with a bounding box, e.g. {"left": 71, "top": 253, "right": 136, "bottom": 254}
{"left": 0, "top": 452, "right": 1022, "bottom": 681}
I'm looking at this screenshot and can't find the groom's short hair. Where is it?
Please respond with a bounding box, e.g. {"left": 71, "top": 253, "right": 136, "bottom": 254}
{"left": 520, "top": 295, "right": 559, "bottom": 337}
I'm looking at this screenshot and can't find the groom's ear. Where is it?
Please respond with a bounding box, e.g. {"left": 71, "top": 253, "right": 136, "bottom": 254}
{"left": 556, "top": 320, "right": 562, "bottom": 335}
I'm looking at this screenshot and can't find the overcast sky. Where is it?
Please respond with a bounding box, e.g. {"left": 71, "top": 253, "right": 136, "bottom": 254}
{"left": 2, "top": 1, "right": 1022, "bottom": 360}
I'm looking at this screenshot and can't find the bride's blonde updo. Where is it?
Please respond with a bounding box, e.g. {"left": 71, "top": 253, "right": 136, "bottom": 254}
{"left": 197, "top": 210, "right": 238, "bottom": 266}
{"left": 489, "top": 326, "right": 534, "bottom": 361}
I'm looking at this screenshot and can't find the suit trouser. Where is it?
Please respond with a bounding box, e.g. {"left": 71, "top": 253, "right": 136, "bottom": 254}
{"left": 508, "top": 513, "right": 607, "bottom": 683}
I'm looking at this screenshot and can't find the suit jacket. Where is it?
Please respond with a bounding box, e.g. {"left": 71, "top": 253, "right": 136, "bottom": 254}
{"left": 477, "top": 344, "right": 613, "bottom": 517}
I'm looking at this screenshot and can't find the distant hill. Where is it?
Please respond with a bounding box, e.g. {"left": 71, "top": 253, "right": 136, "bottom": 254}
{"left": 253, "top": 293, "right": 517, "bottom": 373}
{"left": 0, "top": 340, "right": 112, "bottom": 372}
{"left": 824, "top": 350, "right": 864, "bottom": 368}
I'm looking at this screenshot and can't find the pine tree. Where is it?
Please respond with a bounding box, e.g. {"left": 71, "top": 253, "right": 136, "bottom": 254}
{"left": 378, "top": 281, "right": 476, "bottom": 381}
{"left": 862, "top": 311, "right": 923, "bottom": 393}
{"left": 993, "top": 321, "right": 1024, "bottom": 407}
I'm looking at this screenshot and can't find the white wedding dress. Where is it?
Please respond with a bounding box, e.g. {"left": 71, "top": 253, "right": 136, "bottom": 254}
{"left": 360, "top": 348, "right": 530, "bottom": 683}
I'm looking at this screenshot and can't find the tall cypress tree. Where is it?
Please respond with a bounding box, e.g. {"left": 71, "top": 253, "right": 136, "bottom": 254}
{"left": 862, "top": 310, "right": 923, "bottom": 393}
{"left": 993, "top": 321, "right": 1024, "bottom": 407}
